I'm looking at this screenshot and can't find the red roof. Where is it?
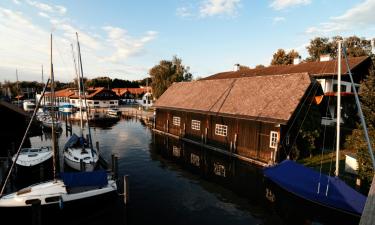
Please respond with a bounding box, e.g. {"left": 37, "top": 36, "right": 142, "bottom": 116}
{"left": 112, "top": 88, "right": 149, "bottom": 96}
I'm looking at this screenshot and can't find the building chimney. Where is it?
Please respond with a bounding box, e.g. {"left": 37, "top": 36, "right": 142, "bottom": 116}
{"left": 320, "top": 54, "right": 332, "bottom": 62}
{"left": 293, "top": 56, "right": 302, "bottom": 65}
{"left": 233, "top": 63, "right": 240, "bottom": 71}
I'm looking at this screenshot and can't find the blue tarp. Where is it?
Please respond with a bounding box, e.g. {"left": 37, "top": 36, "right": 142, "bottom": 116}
{"left": 263, "top": 160, "right": 366, "bottom": 215}
{"left": 60, "top": 170, "right": 108, "bottom": 188}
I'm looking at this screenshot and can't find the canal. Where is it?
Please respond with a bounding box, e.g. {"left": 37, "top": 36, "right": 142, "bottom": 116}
{"left": 2, "top": 115, "right": 330, "bottom": 225}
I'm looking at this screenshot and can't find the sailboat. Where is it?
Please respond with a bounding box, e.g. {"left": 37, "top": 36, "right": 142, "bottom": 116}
{"left": 263, "top": 41, "right": 370, "bottom": 224}
{"left": 12, "top": 146, "right": 53, "bottom": 167}
{"left": 0, "top": 34, "right": 117, "bottom": 217}
{"left": 63, "top": 33, "right": 98, "bottom": 172}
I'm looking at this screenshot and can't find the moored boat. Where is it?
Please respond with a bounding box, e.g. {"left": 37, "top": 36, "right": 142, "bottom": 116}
{"left": 12, "top": 147, "right": 53, "bottom": 167}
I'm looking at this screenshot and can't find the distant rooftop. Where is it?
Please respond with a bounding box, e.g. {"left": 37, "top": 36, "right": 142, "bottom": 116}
{"left": 202, "top": 56, "right": 370, "bottom": 80}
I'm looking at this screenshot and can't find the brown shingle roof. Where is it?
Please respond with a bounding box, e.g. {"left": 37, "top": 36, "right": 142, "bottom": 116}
{"left": 45, "top": 88, "right": 76, "bottom": 98}
{"left": 112, "top": 88, "right": 148, "bottom": 96}
{"left": 203, "top": 56, "right": 369, "bottom": 80}
{"left": 154, "top": 73, "right": 312, "bottom": 124}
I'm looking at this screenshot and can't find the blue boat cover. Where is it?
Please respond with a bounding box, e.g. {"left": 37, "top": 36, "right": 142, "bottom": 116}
{"left": 263, "top": 160, "right": 366, "bottom": 215}
{"left": 60, "top": 170, "right": 108, "bottom": 188}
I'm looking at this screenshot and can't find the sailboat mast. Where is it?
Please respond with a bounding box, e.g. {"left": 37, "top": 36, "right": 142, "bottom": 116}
{"left": 335, "top": 40, "right": 342, "bottom": 177}
{"left": 50, "top": 33, "right": 57, "bottom": 181}
{"left": 71, "top": 44, "right": 84, "bottom": 137}
{"left": 76, "top": 32, "right": 93, "bottom": 148}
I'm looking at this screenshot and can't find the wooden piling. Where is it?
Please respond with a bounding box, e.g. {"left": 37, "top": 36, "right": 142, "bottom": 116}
{"left": 124, "top": 175, "right": 129, "bottom": 205}
{"left": 80, "top": 159, "right": 85, "bottom": 172}
{"left": 96, "top": 141, "right": 100, "bottom": 154}
{"left": 31, "top": 199, "right": 42, "bottom": 225}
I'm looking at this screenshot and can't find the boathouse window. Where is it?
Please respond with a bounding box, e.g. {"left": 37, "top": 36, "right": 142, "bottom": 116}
{"left": 173, "top": 116, "right": 181, "bottom": 126}
{"left": 71, "top": 100, "right": 75, "bottom": 103}
{"left": 191, "top": 120, "right": 200, "bottom": 130}
{"left": 110, "top": 101, "right": 114, "bottom": 104}
{"left": 270, "top": 131, "right": 278, "bottom": 148}
{"left": 94, "top": 101, "right": 99, "bottom": 104}
{"left": 215, "top": 124, "right": 227, "bottom": 136}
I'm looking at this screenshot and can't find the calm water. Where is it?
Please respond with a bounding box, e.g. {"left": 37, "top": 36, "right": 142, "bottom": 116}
{"left": 3, "top": 115, "right": 329, "bottom": 225}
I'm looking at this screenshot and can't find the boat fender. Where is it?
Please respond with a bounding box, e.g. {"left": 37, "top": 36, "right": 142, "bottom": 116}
{"left": 59, "top": 196, "right": 64, "bottom": 209}
{"left": 265, "top": 188, "right": 276, "bottom": 202}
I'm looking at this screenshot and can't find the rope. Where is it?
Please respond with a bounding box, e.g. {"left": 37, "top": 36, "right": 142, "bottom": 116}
{"left": 0, "top": 79, "right": 50, "bottom": 197}
{"left": 317, "top": 59, "right": 337, "bottom": 194}
{"left": 279, "top": 80, "right": 319, "bottom": 157}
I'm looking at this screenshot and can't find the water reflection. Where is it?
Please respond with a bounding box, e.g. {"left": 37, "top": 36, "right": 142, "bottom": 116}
{"left": 2, "top": 117, "right": 339, "bottom": 225}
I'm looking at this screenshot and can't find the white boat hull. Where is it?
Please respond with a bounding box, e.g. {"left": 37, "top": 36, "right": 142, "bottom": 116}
{"left": 0, "top": 179, "right": 117, "bottom": 208}
{"left": 64, "top": 147, "right": 98, "bottom": 172}
{"left": 12, "top": 147, "right": 53, "bottom": 167}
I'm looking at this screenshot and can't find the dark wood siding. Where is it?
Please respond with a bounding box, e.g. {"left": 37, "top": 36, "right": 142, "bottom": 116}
{"left": 155, "top": 109, "right": 281, "bottom": 163}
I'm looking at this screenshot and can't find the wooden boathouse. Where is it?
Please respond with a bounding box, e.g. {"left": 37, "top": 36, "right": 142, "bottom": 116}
{"left": 153, "top": 72, "right": 322, "bottom": 166}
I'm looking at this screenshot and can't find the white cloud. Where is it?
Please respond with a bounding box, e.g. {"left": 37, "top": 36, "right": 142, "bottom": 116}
{"left": 270, "top": 0, "right": 311, "bottom": 10}
{"left": 176, "top": 7, "right": 193, "bottom": 18}
{"left": 0, "top": 7, "right": 158, "bottom": 82}
{"left": 38, "top": 11, "right": 49, "bottom": 18}
{"left": 305, "top": 0, "right": 375, "bottom": 35}
{"left": 199, "top": 0, "right": 241, "bottom": 17}
{"left": 12, "top": 0, "right": 21, "bottom": 5}
{"left": 273, "top": 16, "right": 286, "bottom": 24}
{"left": 26, "top": 0, "right": 67, "bottom": 15}
{"left": 50, "top": 19, "right": 102, "bottom": 51}
{"left": 102, "top": 26, "right": 158, "bottom": 62}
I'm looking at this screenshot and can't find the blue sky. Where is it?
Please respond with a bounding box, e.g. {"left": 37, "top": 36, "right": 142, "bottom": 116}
{"left": 0, "top": 0, "right": 374, "bottom": 82}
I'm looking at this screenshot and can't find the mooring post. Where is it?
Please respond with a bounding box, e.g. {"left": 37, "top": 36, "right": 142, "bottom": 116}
{"left": 80, "top": 159, "right": 85, "bottom": 172}
{"left": 124, "top": 175, "right": 129, "bottom": 205}
{"left": 111, "top": 154, "right": 116, "bottom": 174}
{"left": 31, "top": 199, "right": 42, "bottom": 225}
{"left": 114, "top": 156, "right": 118, "bottom": 179}
{"left": 96, "top": 141, "right": 100, "bottom": 155}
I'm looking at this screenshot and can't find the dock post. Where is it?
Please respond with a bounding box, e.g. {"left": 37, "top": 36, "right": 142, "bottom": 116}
{"left": 31, "top": 199, "right": 42, "bottom": 225}
{"left": 114, "top": 156, "right": 118, "bottom": 179}
{"left": 80, "top": 159, "right": 85, "bottom": 172}
{"left": 65, "top": 116, "right": 68, "bottom": 137}
{"left": 124, "top": 175, "right": 129, "bottom": 205}
{"left": 111, "top": 154, "right": 118, "bottom": 178}
{"left": 96, "top": 141, "right": 100, "bottom": 154}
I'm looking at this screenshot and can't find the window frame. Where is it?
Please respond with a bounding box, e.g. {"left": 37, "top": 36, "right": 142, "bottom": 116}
{"left": 191, "top": 120, "right": 201, "bottom": 131}
{"left": 215, "top": 124, "right": 228, "bottom": 136}
{"left": 270, "top": 131, "right": 278, "bottom": 149}
{"left": 172, "top": 116, "right": 181, "bottom": 126}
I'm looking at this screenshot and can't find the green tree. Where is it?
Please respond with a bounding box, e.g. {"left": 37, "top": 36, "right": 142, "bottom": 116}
{"left": 271, "top": 49, "right": 300, "bottom": 65}
{"left": 306, "top": 36, "right": 373, "bottom": 61}
{"left": 150, "top": 56, "right": 192, "bottom": 98}
{"left": 346, "top": 70, "right": 375, "bottom": 185}
{"left": 255, "top": 64, "right": 265, "bottom": 69}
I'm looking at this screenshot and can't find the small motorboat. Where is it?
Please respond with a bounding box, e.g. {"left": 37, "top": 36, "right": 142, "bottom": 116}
{"left": 106, "top": 107, "right": 120, "bottom": 117}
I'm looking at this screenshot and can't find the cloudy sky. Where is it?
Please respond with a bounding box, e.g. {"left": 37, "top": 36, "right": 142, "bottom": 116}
{"left": 0, "top": 0, "right": 374, "bottom": 82}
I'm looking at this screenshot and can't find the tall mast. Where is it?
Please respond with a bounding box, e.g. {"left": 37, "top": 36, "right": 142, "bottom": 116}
{"left": 16, "top": 69, "right": 19, "bottom": 105}
{"left": 335, "top": 40, "right": 342, "bottom": 177}
{"left": 71, "top": 44, "right": 84, "bottom": 137}
{"left": 76, "top": 32, "right": 93, "bottom": 149}
{"left": 50, "top": 33, "right": 57, "bottom": 181}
